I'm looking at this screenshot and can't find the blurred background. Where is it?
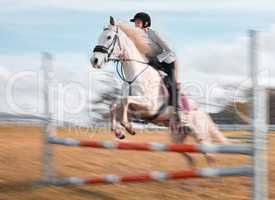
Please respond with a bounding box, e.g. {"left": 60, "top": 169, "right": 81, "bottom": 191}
{"left": 1, "top": 0, "right": 275, "bottom": 128}
{"left": 1, "top": 0, "right": 275, "bottom": 129}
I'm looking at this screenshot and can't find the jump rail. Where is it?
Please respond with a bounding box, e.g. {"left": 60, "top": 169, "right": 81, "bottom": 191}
{"left": 47, "top": 165, "right": 253, "bottom": 186}
{"left": 48, "top": 136, "right": 253, "bottom": 155}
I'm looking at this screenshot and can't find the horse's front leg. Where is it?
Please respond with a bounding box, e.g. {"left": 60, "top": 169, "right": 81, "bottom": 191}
{"left": 110, "top": 102, "right": 125, "bottom": 140}
{"left": 121, "top": 96, "right": 150, "bottom": 135}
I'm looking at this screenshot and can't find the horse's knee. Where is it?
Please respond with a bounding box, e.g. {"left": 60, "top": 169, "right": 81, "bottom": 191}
{"left": 122, "top": 97, "right": 129, "bottom": 106}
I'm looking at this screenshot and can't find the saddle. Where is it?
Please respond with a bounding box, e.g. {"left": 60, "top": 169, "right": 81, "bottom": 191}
{"left": 149, "top": 60, "right": 191, "bottom": 112}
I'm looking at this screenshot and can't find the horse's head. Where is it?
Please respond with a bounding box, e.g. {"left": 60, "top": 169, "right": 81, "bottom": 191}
{"left": 90, "top": 16, "right": 122, "bottom": 69}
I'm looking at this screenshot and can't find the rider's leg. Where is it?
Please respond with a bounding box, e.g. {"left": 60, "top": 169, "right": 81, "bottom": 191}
{"left": 171, "top": 61, "right": 182, "bottom": 115}
{"left": 171, "top": 61, "right": 193, "bottom": 131}
{"left": 158, "top": 60, "right": 191, "bottom": 129}
{"left": 161, "top": 61, "right": 181, "bottom": 114}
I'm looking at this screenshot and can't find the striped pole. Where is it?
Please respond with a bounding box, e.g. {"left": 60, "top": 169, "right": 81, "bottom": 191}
{"left": 49, "top": 166, "right": 253, "bottom": 186}
{"left": 48, "top": 136, "right": 253, "bottom": 155}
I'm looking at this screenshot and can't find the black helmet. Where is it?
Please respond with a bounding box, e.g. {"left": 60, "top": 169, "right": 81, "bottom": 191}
{"left": 130, "top": 12, "right": 151, "bottom": 28}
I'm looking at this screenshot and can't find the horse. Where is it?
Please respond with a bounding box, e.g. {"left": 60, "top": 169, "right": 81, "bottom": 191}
{"left": 90, "top": 17, "right": 228, "bottom": 166}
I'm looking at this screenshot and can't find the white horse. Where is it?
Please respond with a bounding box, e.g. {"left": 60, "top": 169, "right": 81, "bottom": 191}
{"left": 90, "top": 17, "right": 228, "bottom": 166}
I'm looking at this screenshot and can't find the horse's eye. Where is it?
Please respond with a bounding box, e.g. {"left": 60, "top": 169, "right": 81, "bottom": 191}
{"left": 107, "top": 36, "right": 112, "bottom": 40}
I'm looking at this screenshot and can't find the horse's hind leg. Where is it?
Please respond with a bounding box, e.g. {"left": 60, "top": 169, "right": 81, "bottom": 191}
{"left": 181, "top": 153, "right": 196, "bottom": 168}
{"left": 193, "top": 110, "right": 229, "bottom": 165}
{"left": 196, "top": 138, "right": 216, "bottom": 166}
{"left": 208, "top": 117, "right": 229, "bottom": 144}
{"left": 170, "top": 123, "right": 195, "bottom": 168}
{"left": 110, "top": 102, "right": 125, "bottom": 140}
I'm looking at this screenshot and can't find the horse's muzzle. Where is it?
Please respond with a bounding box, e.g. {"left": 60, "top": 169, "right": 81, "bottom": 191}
{"left": 90, "top": 57, "right": 100, "bottom": 68}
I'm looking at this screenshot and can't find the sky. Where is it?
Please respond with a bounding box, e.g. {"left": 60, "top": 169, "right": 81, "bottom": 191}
{"left": 0, "top": 0, "right": 275, "bottom": 124}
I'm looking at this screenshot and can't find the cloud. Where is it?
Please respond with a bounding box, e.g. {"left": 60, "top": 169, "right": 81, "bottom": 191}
{"left": 176, "top": 24, "right": 275, "bottom": 112}
{"left": 0, "top": 66, "right": 11, "bottom": 80}
{"left": 179, "top": 26, "right": 275, "bottom": 87}
{"left": 260, "top": 24, "right": 275, "bottom": 69}
{"left": 0, "top": 52, "right": 113, "bottom": 123}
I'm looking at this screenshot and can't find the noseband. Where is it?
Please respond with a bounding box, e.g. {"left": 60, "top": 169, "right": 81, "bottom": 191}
{"left": 93, "top": 27, "right": 120, "bottom": 59}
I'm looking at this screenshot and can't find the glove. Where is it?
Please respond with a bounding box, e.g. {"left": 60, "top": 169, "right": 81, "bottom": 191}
{"left": 148, "top": 57, "right": 162, "bottom": 68}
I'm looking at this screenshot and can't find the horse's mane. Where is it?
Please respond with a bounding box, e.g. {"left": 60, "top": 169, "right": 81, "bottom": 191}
{"left": 116, "top": 22, "right": 155, "bottom": 57}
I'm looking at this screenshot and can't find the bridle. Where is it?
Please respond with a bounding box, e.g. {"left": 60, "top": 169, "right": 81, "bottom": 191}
{"left": 93, "top": 27, "right": 121, "bottom": 60}
{"left": 92, "top": 26, "right": 150, "bottom": 96}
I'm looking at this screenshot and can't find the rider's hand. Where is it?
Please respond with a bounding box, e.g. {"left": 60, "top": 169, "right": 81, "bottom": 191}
{"left": 148, "top": 57, "right": 161, "bottom": 68}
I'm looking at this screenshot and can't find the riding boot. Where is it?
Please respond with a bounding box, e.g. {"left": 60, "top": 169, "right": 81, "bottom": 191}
{"left": 175, "top": 84, "right": 181, "bottom": 115}
{"left": 174, "top": 83, "right": 183, "bottom": 120}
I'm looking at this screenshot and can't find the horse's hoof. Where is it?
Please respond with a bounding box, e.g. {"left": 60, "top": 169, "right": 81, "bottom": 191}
{"left": 206, "top": 155, "right": 216, "bottom": 165}
{"left": 127, "top": 129, "right": 136, "bottom": 135}
{"left": 119, "top": 135, "right": 126, "bottom": 140}
{"left": 120, "top": 122, "right": 136, "bottom": 135}
{"left": 115, "top": 131, "right": 125, "bottom": 140}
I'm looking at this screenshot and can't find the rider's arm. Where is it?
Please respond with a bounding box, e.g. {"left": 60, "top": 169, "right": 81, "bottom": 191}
{"left": 149, "top": 30, "right": 176, "bottom": 63}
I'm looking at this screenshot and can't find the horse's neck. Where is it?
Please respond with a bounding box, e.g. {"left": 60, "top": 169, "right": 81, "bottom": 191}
{"left": 120, "top": 32, "right": 158, "bottom": 82}
{"left": 121, "top": 35, "right": 146, "bottom": 75}
{"left": 119, "top": 31, "right": 164, "bottom": 106}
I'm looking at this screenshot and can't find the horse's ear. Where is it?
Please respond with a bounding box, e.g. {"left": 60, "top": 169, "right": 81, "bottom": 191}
{"left": 110, "top": 16, "right": 115, "bottom": 26}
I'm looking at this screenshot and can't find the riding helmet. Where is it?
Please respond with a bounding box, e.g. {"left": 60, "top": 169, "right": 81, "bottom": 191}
{"left": 130, "top": 12, "right": 151, "bottom": 28}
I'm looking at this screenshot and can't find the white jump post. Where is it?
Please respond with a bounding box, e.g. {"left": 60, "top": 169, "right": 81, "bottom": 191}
{"left": 42, "top": 52, "right": 55, "bottom": 183}
{"left": 250, "top": 30, "right": 268, "bottom": 200}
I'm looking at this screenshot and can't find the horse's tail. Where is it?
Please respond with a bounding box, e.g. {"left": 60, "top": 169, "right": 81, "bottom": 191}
{"left": 186, "top": 98, "right": 229, "bottom": 144}
{"left": 208, "top": 116, "right": 229, "bottom": 144}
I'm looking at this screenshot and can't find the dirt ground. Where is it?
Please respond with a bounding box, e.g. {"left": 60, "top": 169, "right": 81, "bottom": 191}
{"left": 0, "top": 125, "right": 274, "bottom": 200}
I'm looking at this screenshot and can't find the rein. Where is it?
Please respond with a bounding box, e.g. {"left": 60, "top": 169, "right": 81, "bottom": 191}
{"left": 110, "top": 58, "right": 150, "bottom": 96}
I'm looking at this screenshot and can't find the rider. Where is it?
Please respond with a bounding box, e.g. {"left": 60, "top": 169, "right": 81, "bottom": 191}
{"left": 130, "top": 12, "right": 189, "bottom": 126}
